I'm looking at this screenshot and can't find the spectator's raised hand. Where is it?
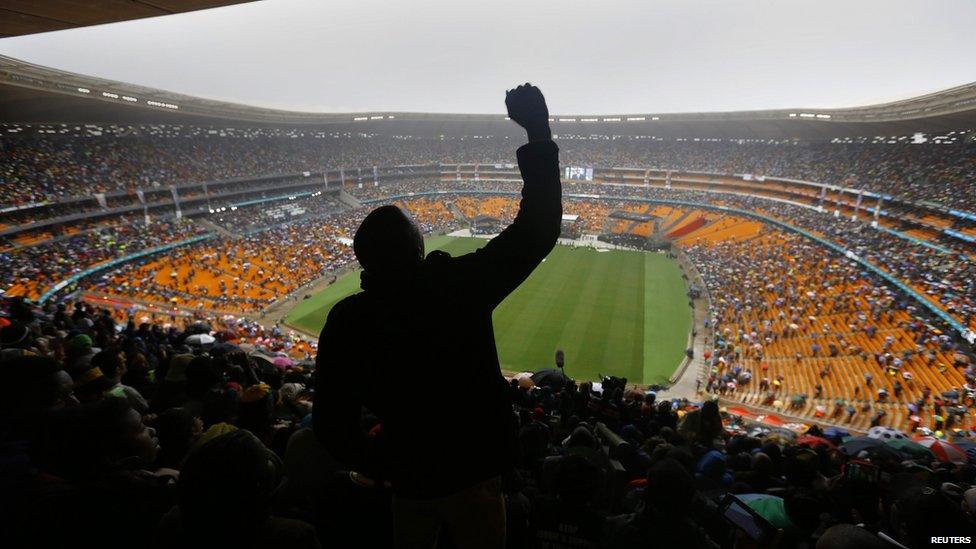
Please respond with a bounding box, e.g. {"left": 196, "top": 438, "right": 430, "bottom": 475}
{"left": 506, "top": 83, "right": 551, "bottom": 142}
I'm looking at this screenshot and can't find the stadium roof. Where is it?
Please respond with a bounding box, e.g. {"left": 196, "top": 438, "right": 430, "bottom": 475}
{"left": 0, "top": 1, "right": 254, "bottom": 38}
{"left": 1, "top": 53, "right": 975, "bottom": 140}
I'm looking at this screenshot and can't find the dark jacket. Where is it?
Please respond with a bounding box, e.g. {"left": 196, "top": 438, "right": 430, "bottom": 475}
{"left": 314, "top": 140, "right": 561, "bottom": 498}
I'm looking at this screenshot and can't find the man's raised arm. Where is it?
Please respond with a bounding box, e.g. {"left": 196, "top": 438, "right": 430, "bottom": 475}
{"left": 452, "top": 83, "right": 562, "bottom": 309}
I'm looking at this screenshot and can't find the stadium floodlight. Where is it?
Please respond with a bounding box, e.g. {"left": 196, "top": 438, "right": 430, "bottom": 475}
{"left": 77, "top": 87, "right": 90, "bottom": 93}
{"left": 102, "top": 92, "right": 119, "bottom": 99}
{"left": 558, "top": 118, "right": 576, "bottom": 122}
{"left": 370, "top": 116, "right": 383, "bottom": 120}
{"left": 626, "top": 117, "right": 646, "bottom": 121}
{"left": 146, "top": 100, "right": 179, "bottom": 109}
{"left": 122, "top": 96, "right": 138, "bottom": 102}
{"left": 603, "top": 117, "right": 621, "bottom": 122}
{"left": 580, "top": 118, "right": 598, "bottom": 122}
{"left": 353, "top": 116, "right": 368, "bottom": 121}
{"left": 651, "top": 116, "right": 660, "bottom": 120}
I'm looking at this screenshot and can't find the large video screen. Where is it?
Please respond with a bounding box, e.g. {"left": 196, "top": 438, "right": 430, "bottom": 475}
{"left": 564, "top": 166, "right": 594, "bottom": 181}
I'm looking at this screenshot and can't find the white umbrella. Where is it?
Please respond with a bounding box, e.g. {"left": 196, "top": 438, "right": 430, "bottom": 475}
{"left": 186, "top": 333, "right": 216, "bottom": 346}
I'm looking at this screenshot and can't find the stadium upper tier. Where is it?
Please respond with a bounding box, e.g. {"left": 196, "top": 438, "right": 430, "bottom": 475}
{"left": 2, "top": 132, "right": 975, "bottom": 218}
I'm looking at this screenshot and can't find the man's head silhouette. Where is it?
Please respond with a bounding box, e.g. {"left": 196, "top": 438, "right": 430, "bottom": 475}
{"left": 353, "top": 205, "right": 425, "bottom": 275}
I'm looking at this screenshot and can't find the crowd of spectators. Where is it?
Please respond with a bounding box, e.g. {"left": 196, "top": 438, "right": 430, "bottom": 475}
{"left": 1, "top": 219, "right": 207, "bottom": 301}
{"left": 2, "top": 295, "right": 975, "bottom": 548}
{"left": 689, "top": 229, "right": 974, "bottom": 432}
{"left": 3, "top": 130, "right": 974, "bottom": 214}
{"left": 6, "top": 183, "right": 968, "bottom": 332}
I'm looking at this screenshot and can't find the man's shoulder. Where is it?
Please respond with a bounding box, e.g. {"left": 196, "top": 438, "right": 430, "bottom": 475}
{"left": 324, "top": 292, "right": 366, "bottom": 324}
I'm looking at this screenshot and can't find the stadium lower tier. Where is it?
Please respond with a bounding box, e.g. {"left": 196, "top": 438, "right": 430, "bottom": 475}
{"left": 6, "top": 180, "right": 973, "bottom": 335}
{"left": 690, "top": 232, "right": 972, "bottom": 434}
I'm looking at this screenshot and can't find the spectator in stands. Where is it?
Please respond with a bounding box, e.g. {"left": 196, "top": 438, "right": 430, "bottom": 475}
{"left": 14, "top": 398, "right": 173, "bottom": 547}
{"left": 155, "top": 428, "right": 319, "bottom": 548}
{"left": 528, "top": 453, "right": 606, "bottom": 547}
{"left": 605, "top": 458, "right": 719, "bottom": 548}
{"left": 94, "top": 346, "right": 150, "bottom": 414}
{"left": 314, "top": 83, "right": 561, "bottom": 548}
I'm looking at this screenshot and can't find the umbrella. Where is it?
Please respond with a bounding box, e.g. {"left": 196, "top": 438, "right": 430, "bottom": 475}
{"left": 796, "top": 435, "right": 835, "bottom": 449}
{"left": 210, "top": 342, "right": 240, "bottom": 356}
{"left": 761, "top": 432, "right": 793, "bottom": 447}
{"left": 531, "top": 368, "right": 570, "bottom": 391}
{"left": 839, "top": 437, "right": 903, "bottom": 461}
{"left": 884, "top": 438, "right": 934, "bottom": 460}
{"left": 185, "top": 333, "right": 215, "bottom": 347}
{"left": 248, "top": 353, "right": 275, "bottom": 369}
{"left": 950, "top": 430, "right": 976, "bottom": 442}
{"left": 867, "top": 426, "right": 908, "bottom": 441}
{"left": 952, "top": 441, "right": 976, "bottom": 463}
{"left": 912, "top": 437, "right": 968, "bottom": 464}
{"left": 273, "top": 356, "right": 295, "bottom": 369}
{"left": 186, "top": 321, "right": 211, "bottom": 335}
{"left": 747, "top": 427, "right": 770, "bottom": 438}
{"left": 823, "top": 427, "right": 850, "bottom": 440}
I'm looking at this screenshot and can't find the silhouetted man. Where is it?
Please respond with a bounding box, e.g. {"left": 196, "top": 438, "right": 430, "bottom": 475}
{"left": 314, "top": 83, "right": 560, "bottom": 548}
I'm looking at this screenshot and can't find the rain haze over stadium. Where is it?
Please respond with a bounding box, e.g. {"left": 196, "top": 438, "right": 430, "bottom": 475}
{"left": 0, "top": 0, "right": 974, "bottom": 115}
{"left": 5, "top": 1, "right": 976, "bottom": 547}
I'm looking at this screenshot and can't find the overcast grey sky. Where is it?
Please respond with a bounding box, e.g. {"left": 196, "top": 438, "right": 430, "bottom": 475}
{"left": 0, "top": 0, "right": 973, "bottom": 114}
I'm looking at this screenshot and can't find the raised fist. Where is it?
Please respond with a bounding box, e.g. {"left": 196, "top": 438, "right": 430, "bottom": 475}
{"left": 506, "top": 83, "right": 551, "bottom": 142}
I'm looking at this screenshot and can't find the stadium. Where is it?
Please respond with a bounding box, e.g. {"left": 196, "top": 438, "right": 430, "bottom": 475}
{"left": 2, "top": 2, "right": 976, "bottom": 548}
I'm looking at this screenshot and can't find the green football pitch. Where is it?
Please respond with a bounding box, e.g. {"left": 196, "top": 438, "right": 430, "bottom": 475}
{"left": 284, "top": 236, "right": 691, "bottom": 385}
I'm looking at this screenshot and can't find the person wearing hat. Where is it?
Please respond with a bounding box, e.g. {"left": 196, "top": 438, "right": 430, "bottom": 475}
{"left": 314, "top": 84, "right": 559, "bottom": 548}
{"left": 65, "top": 333, "right": 95, "bottom": 372}
{"left": 154, "top": 429, "right": 313, "bottom": 548}
{"left": 71, "top": 364, "right": 116, "bottom": 403}
{"left": 0, "top": 322, "right": 36, "bottom": 360}
{"left": 151, "top": 354, "right": 193, "bottom": 413}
